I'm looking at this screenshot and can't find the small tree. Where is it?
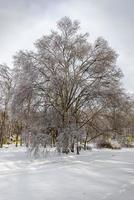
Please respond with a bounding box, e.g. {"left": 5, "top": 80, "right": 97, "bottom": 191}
{"left": 0, "top": 65, "right": 12, "bottom": 147}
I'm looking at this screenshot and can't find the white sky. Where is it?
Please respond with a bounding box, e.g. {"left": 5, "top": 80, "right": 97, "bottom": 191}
{"left": 0, "top": 0, "right": 133, "bottom": 92}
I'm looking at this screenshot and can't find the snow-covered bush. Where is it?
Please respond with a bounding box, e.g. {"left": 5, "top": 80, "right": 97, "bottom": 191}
{"left": 96, "top": 139, "right": 121, "bottom": 149}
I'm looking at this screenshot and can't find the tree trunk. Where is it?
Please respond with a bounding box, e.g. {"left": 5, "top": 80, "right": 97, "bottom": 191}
{"left": 16, "top": 133, "right": 19, "bottom": 147}
{"left": 76, "top": 139, "right": 79, "bottom": 155}
{"left": 84, "top": 132, "right": 88, "bottom": 150}
{"left": 71, "top": 142, "right": 74, "bottom": 152}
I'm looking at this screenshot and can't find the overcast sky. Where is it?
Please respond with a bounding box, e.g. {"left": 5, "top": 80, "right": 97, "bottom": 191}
{"left": 0, "top": 0, "right": 133, "bottom": 92}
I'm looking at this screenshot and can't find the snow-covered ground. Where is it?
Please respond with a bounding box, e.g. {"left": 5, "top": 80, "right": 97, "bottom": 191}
{"left": 0, "top": 146, "right": 134, "bottom": 200}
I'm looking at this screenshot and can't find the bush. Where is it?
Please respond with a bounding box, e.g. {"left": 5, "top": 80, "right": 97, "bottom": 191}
{"left": 97, "top": 140, "right": 121, "bottom": 149}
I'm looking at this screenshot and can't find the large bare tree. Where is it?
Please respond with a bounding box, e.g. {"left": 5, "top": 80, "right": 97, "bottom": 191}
{"left": 12, "top": 17, "right": 123, "bottom": 155}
